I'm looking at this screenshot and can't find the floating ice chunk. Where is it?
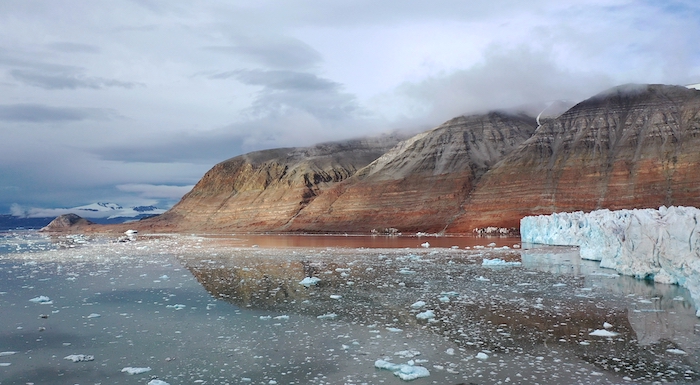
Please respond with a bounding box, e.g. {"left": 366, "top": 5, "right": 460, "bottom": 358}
{"left": 394, "top": 349, "right": 421, "bottom": 358}
{"left": 29, "top": 296, "right": 52, "bottom": 304}
{"left": 375, "top": 359, "right": 430, "bottom": 381}
{"left": 273, "top": 315, "right": 289, "bottom": 320}
{"left": 386, "top": 327, "right": 403, "bottom": 332}
{"left": 166, "top": 304, "right": 186, "bottom": 310}
{"left": 0, "top": 352, "right": 16, "bottom": 357}
{"left": 317, "top": 313, "right": 337, "bottom": 320}
{"left": 330, "top": 295, "right": 342, "bottom": 300}
{"left": 410, "top": 301, "right": 426, "bottom": 309}
{"left": 482, "top": 258, "right": 521, "bottom": 266}
{"left": 398, "top": 268, "right": 416, "bottom": 275}
{"left": 159, "top": 275, "right": 169, "bottom": 280}
{"left": 64, "top": 354, "right": 94, "bottom": 362}
{"left": 440, "top": 291, "right": 459, "bottom": 297}
{"left": 445, "top": 348, "right": 455, "bottom": 355}
{"left": 124, "top": 229, "right": 138, "bottom": 235}
{"left": 666, "top": 348, "right": 687, "bottom": 355}
{"left": 148, "top": 380, "right": 170, "bottom": 385}
{"left": 603, "top": 322, "right": 613, "bottom": 329}
{"left": 299, "top": 277, "right": 321, "bottom": 287}
{"left": 121, "top": 366, "right": 151, "bottom": 375}
{"left": 475, "top": 276, "right": 490, "bottom": 282}
{"left": 259, "top": 315, "right": 272, "bottom": 320}
{"left": 475, "top": 352, "right": 488, "bottom": 360}
{"left": 335, "top": 268, "right": 351, "bottom": 273}
{"left": 487, "top": 242, "right": 496, "bottom": 247}
{"left": 87, "top": 313, "right": 101, "bottom": 319}
{"left": 416, "top": 310, "right": 435, "bottom": 320}
{"left": 438, "top": 296, "right": 450, "bottom": 303}
{"left": 420, "top": 242, "right": 430, "bottom": 248}
{"left": 589, "top": 329, "right": 619, "bottom": 337}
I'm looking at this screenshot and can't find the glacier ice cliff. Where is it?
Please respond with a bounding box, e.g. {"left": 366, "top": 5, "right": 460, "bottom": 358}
{"left": 521, "top": 206, "right": 700, "bottom": 311}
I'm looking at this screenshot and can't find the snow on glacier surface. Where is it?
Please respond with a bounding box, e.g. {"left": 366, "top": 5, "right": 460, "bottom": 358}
{"left": 521, "top": 206, "right": 700, "bottom": 307}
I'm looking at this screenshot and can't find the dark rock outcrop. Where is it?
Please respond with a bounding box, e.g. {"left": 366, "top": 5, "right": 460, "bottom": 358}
{"left": 448, "top": 84, "right": 700, "bottom": 232}
{"left": 40, "top": 213, "right": 94, "bottom": 232}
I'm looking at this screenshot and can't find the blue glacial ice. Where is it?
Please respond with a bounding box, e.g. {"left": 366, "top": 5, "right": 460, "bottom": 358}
{"left": 521, "top": 206, "right": 700, "bottom": 310}
{"left": 374, "top": 359, "right": 430, "bottom": 381}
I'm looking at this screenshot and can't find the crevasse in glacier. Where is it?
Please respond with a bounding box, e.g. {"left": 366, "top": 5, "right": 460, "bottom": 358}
{"left": 521, "top": 206, "right": 700, "bottom": 310}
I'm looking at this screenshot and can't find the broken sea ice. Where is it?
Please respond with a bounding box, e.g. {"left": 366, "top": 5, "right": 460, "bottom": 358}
{"left": 375, "top": 359, "right": 430, "bottom": 381}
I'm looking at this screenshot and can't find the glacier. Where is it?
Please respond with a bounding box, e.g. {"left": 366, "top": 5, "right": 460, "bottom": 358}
{"left": 521, "top": 206, "right": 700, "bottom": 311}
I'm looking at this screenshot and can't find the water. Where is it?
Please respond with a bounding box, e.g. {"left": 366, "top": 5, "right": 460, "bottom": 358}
{"left": 0, "top": 232, "right": 699, "bottom": 384}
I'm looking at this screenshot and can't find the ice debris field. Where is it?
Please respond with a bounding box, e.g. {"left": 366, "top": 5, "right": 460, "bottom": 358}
{"left": 0, "top": 229, "right": 699, "bottom": 384}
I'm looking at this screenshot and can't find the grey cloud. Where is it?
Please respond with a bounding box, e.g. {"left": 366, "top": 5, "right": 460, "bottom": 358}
{"left": 46, "top": 42, "right": 101, "bottom": 54}
{"left": 0, "top": 104, "right": 115, "bottom": 123}
{"left": 214, "top": 69, "right": 339, "bottom": 91}
{"left": 395, "top": 45, "right": 614, "bottom": 123}
{"left": 211, "top": 69, "right": 361, "bottom": 120}
{"left": 10, "top": 69, "right": 141, "bottom": 90}
{"left": 205, "top": 36, "right": 322, "bottom": 70}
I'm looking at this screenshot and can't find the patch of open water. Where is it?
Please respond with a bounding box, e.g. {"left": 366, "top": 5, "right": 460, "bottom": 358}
{"left": 0, "top": 232, "right": 699, "bottom": 384}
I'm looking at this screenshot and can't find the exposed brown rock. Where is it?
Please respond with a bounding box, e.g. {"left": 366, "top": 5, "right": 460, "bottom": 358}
{"left": 448, "top": 84, "right": 700, "bottom": 232}
{"left": 131, "top": 136, "right": 404, "bottom": 233}
{"left": 40, "top": 213, "right": 94, "bottom": 232}
{"left": 283, "top": 112, "right": 537, "bottom": 233}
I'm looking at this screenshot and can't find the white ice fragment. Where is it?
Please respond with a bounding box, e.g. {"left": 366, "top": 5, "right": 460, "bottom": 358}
{"left": 482, "top": 258, "right": 521, "bottom": 266}
{"left": 416, "top": 310, "right": 435, "bottom": 320}
{"left": 475, "top": 352, "right": 489, "bottom": 360}
{"left": 475, "top": 276, "right": 490, "bottom": 282}
{"left": 375, "top": 359, "right": 430, "bottom": 381}
{"left": 29, "top": 296, "right": 52, "bottom": 304}
{"left": 487, "top": 242, "right": 496, "bottom": 247}
{"left": 438, "top": 296, "right": 450, "bottom": 303}
{"left": 273, "top": 315, "right": 289, "bottom": 320}
{"left": 148, "top": 380, "right": 170, "bottom": 385}
{"left": 121, "top": 366, "right": 151, "bottom": 375}
{"left": 666, "top": 348, "right": 687, "bottom": 355}
{"left": 330, "top": 295, "right": 342, "bottom": 300}
{"left": 166, "top": 304, "right": 186, "bottom": 310}
{"left": 159, "top": 275, "right": 169, "bottom": 280}
{"left": 0, "top": 363, "right": 10, "bottom": 367}
{"left": 410, "top": 301, "right": 426, "bottom": 309}
{"left": 0, "top": 352, "right": 16, "bottom": 357}
{"left": 64, "top": 354, "right": 94, "bottom": 362}
{"left": 299, "top": 277, "right": 321, "bottom": 287}
{"left": 124, "top": 229, "right": 138, "bottom": 235}
{"left": 87, "top": 313, "right": 101, "bottom": 319}
{"left": 317, "top": 313, "right": 337, "bottom": 320}
{"left": 420, "top": 242, "right": 430, "bottom": 248}
{"left": 603, "top": 322, "right": 613, "bottom": 329}
{"left": 394, "top": 349, "right": 421, "bottom": 358}
{"left": 445, "top": 348, "right": 455, "bottom": 355}
{"left": 589, "top": 329, "right": 619, "bottom": 337}
{"left": 386, "top": 327, "right": 403, "bottom": 332}
{"left": 259, "top": 315, "right": 272, "bottom": 320}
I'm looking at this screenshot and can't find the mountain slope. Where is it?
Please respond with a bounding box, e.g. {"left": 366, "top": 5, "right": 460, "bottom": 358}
{"left": 135, "top": 136, "right": 404, "bottom": 232}
{"left": 283, "top": 112, "right": 537, "bottom": 232}
{"left": 448, "top": 84, "right": 700, "bottom": 232}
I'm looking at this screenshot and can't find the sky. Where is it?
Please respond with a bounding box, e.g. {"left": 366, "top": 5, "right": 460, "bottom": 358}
{"left": 2, "top": 0, "right": 700, "bottom": 217}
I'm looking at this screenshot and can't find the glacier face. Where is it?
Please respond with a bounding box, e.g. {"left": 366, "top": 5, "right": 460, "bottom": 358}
{"left": 521, "top": 206, "right": 700, "bottom": 309}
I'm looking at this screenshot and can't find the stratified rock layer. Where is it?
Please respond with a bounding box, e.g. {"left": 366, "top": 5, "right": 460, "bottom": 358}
{"left": 136, "top": 137, "right": 403, "bottom": 232}
{"left": 448, "top": 84, "right": 700, "bottom": 232}
{"left": 284, "top": 112, "right": 537, "bottom": 232}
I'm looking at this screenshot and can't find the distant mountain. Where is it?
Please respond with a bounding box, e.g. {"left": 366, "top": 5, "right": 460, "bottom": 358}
{"left": 4, "top": 203, "right": 165, "bottom": 231}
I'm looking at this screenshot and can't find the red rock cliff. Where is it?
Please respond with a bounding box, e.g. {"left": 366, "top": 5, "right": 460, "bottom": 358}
{"left": 448, "top": 84, "right": 700, "bottom": 232}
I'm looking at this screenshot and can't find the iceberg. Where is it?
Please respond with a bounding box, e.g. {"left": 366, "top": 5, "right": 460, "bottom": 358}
{"left": 521, "top": 206, "right": 700, "bottom": 308}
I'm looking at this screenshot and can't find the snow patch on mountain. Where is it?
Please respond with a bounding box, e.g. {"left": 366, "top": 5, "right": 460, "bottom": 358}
{"left": 521, "top": 206, "right": 700, "bottom": 308}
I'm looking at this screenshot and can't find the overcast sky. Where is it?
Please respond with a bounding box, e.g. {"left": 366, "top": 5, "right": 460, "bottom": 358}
{"left": 2, "top": 0, "right": 699, "bottom": 217}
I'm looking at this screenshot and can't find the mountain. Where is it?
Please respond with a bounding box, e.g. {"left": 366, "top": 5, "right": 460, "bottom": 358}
{"left": 132, "top": 135, "right": 406, "bottom": 232}
{"left": 42, "top": 83, "right": 700, "bottom": 235}
{"left": 282, "top": 112, "right": 537, "bottom": 232}
{"left": 447, "top": 84, "right": 700, "bottom": 232}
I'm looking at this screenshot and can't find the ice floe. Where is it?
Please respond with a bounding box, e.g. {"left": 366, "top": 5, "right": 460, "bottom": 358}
{"left": 589, "top": 329, "right": 619, "bottom": 337}
{"left": 482, "top": 258, "right": 521, "bottom": 266}
{"left": 29, "top": 295, "right": 52, "bottom": 304}
{"left": 121, "top": 366, "right": 152, "bottom": 374}
{"left": 299, "top": 277, "right": 321, "bottom": 287}
{"left": 375, "top": 359, "right": 430, "bottom": 380}
{"left": 148, "top": 380, "right": 170, "bottom": 385}
{"left": 64, "top": 354, "right": 94, "bottom": 362}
